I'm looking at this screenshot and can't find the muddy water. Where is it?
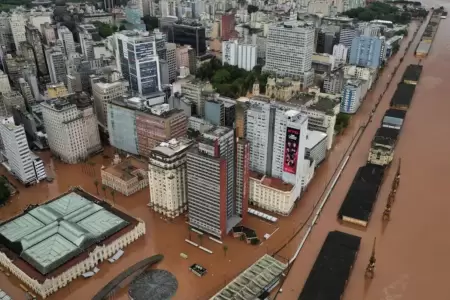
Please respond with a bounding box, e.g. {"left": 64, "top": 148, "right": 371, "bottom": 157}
{"left": 278, "top": 4, "right": 450, "bottom": 300}
{"left": 0, "top": 9, "right": 447, "bottom": 300}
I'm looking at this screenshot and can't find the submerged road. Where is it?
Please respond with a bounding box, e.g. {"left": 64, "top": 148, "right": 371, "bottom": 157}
{"left": 278, "top": 3, "right": 450, "bottom": 300}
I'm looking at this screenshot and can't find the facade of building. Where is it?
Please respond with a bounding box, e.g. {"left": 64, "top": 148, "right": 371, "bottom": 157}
{"left": 166, "top": 43, "right": 177, "bottom": 83}
{"left": 101, "top": 155, "right": 149, "bottom": 196}
{"left": 45, "top": 46, "right": 66, "bottom": 84}
{"left": 263, "top": 22, "right": 315, "bottom": 87}
{"left": 41, "top": 96, "right": 101, "bottom": 164}
{"left": 9, "top": 11, "right": 26, "bottom": 55}
{"left": 170, "top": 22, "right": 206, "bottom": 56}
{"left": 0, "top": 70, "right": 11, "bottom": 95}
{"left": 340, "top": 79, "right": 363, "bottom": 114}
{"left": 304, "top": 130, "right": 328, "bottom": 166}
{"left": 148, "top": 138, "right": 192, "bottom": 218}
{"left": 222, "top": 40, "right": 257, "bottom": 71}
{"left": 56, "top": 25, "right": 75, "bottom": 57}
{"left": 187, "top": 127, "right": 243, "bottom": 238}
{"left": 332, "top": 43, "right": 348, "bottom": 66}
{"left": 0, "top": 117, "right": 46, "bottom": 184}
{"left": 339, "top": 26, "right": 358, "bottom": 50}
{"left": 107, "top": 100, "right": 138, "bottom": 155}
{"left": 25, "top": 23, "right": 48, "bottom": 76}
{"left": 235, "top": 138, "right": 249, "bottom": 218}
{"left": 0, "top": 187, "right": 146, "bottom": 299}
{"left": 0, "top": 12, "right": 14, "bottom": 52}
{"left": 235, "top": 97, "right": 249, "bottom": 139}
{"left": 221, "top": 12, "right": 236, "bottom": 41}
{"left": 349, "top": 36, "right": 385, "bottom": 68}
{"left": 46, "top": 82, "right": 68, "bottom": 99}
{"left": 181, "top": 79, "right": 214, "bottom": 117}
{"left": 115, "top": 31, "right": 161, "bottom": 96}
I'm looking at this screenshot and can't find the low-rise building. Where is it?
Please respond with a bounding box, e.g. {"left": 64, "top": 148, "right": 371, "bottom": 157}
{"left": 340, "top": 79, "right": 365, "bottom": 114}
{"left": 148, "top": 138, "right": 193, "bottom": 218}
{"left": 101, "top": 155, "right": 148, "bottom": 196}
{"left": 368, "top": 127, "right": 400, "bottom": 166}
{"left": 305, "top": 130, "right": 328, "bottom": 166}
{"left": 265, "top": 76, "right": 301, "bottom": 101}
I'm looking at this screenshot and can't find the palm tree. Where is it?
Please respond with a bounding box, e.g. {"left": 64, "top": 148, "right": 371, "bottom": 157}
{"left": 94, "top": 179, "right": 99, "bottom": 195}
{"left": 101, "top": 185, "right": 107, "bottom": 200}
{"left": 198, "top": 233, "right": 203, "bottom": 246}
{"left": 223, "top": 245, "right": 228, "bottom": 257}
{"left": 110, "top": 189, "right": 116, "bottom": 206}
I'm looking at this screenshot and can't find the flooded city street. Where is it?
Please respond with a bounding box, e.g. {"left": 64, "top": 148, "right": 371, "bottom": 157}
{"left": 1, "top": 3, "right": 450, "bottom": 300}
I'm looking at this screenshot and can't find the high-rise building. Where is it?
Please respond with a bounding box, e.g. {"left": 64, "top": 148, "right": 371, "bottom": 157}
{"left": 0, "top": 12, "right": 14, "bottom": 52}
{"left": 148, "top": 138, "right": 193, "bottom": 218}
{"left": 56, "top": 25, "right": 76, "bottom": 57}
{"left": 333, "top": 43, "right": 349, "bottom": 66}
{"left": 41, "top": 94, "right": 102, "bottom": 164}
{"left": 115, "top": 31, "right": 161, "bottom": 96}
{"left": 339, "top": 26, "right": 358, "bottom": 52}
{"left": 0, "top": 70, "right": 11, "bottom": 94}
{"left": 45, "top": 45, "right": 66, "bottom": 84}
{"left": 263, "top": 22, "right": 315, "bottom": 88}
{"left": 222, "top": 40, "right": 257, "bottom": 71}
{"left": 316, "top": 30, "right": 338, "bottom": 54}
{"left": 18, "top": 78, "right": 34, "bottom": 107}
{"left": 235, "top": 138, "right": 249, "bottom": 219}
{"left": 349, "top": 36, "right": 385, "bottom": 68}
{"left": 25, "top": 23, "right": 48, "bottom": 76}
{"left": 166, "top": 42, "right": 177, "bottom": 83}
{"left": 340, "top": 79, "right": 363, "bottom": 114}
{"left": 9, "top": 11, "right": 26, "bottom": 55}
{"left": 181, "top": 79, "right": 214, "bottom": 117}
{"left": 1, "top": 91, "right": 26, "bottom": 114}
{"left": 235, "top": 97, "right": 249, "bottom": 139}
{"left": 91, "top": 71, "right": 127, "bottom": 130}
{"left": 0, "top": 117, "right": 46, "bottom": 184}
{"left": 187, "top": 127, "right": 244, "bottom": 238}
{"left": 221, "top": 12, "right": 237, "bottom": 41}
{"left": 170, "top": 21, "right": 206, "bottom": 56}
{"left": 40, "top": 22, "right": 56, "bottom": 45}
{"left": 78, "top": 24, "right": 97, "bottom": 60}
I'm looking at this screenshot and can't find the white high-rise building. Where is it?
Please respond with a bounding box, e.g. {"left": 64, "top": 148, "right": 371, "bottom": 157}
{"left": 41, "top": 96, "right": 101, "bottom": 164}
{"left": 9, "top": 11, "right": 26, "bottom": 54}
{"left": 148, "top": 138, "right": 192, "bottom": 218}
{"left": 222, "top": 40, "right": 257, "bottom": 71}
{"left": 0, "top": 117, "right": 46, "bottom": 184}
{"left": 333, "top": 43, "right": 348, "bottom": 66}
{"left": 57, "top": 25, "right": 76, "bottom": 57}
{"left": 0, "top": 70, "right": 11, "bottom": 94}
{"left": 45, "top": 46, "right": 66, "bottom": 84}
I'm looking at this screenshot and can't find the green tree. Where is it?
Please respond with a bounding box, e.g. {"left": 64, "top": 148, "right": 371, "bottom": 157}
{"left": 102, "top": 185, "right": 107, "bottom": 200}
{"left": 94, "top": 179, "right": 99, "bottom": 195}
{"left": 0, "top": 177, "right": 11, "bottom": 206}
{"left": 119, "top": 24, "right": 126, "bottom": 31}
{"left": 112, "top": 25, "right": 118, "bottom": 32}
{"left": 223, "top": 244, "right": 229, "bottom": 257}
{"left": 142, "top": 16, "right": 159, "bottom": 31}
{"left": 212, "top": 69, "right": 231, "bottom": 85}
{"left": 110, "top": 189, "right": 116, "bottom": 205}
{"left": 98, "top": 23, "right": 114, "bottom": 38}
{"left": 247, "top": 4, "right": 259, "bottom": 14}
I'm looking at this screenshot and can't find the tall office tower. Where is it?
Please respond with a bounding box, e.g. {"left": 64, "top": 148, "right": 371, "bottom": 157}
{"left": 148, "top": 138, "right": 193, "bottom": 218}
{"left": 170, "top": 21, "right": 207, "bottom": 56}
{"left": 56, "top": 25, "right": 76, "bottom": 57}
{"left": 45, "top": 46, "right": 67, "bottom": 84}
{"left": 235, "top": 97, "right": 249, "bottom": 138}
{"left": 0, "top": 12, "right": 14, "bottom": 52}
{"left": 263, "top": 22, "right": 315, "bottom": 88}
{"left": 78, "top": 24, "right": 97, "bottom": 60}
{"left": 204, "top": 97, "right": 236, "bottom": 127}
{"left": 91, "top": 71, "right": 127, "bottom": 130}
{"left": 349, "top": 36, "right": 385, "bottom": 68}
{"left": 9, "top": 11, "right": 26, "bottom": 54}
{"left": 153, "top": 29, "right": 167, "bottom": 60}
{"left": 166, "top": 43, "right": 177, "bottom": 83}
{"left": 222, "top": 40, "right": 257, "bottom": 71}
{"left": 187, "top": 127, "right": 243, "bottom": 238}
{"left": 0, "top": 70, "right": 11, "bottom": 94}
{"left": 316, "top": 30, "right": 339, "bottom": 54}
{"left": 0, "top": 117, "right": 46, "bottom": 184}
{"left": 41, "top": 94, "right": 102, "bottom": 164}
{"left": 18, "top": 78, "right": 35, "bottom": 107}
{"left": 221, "top": 12, "right": 236, "bottom": 41}
{"left": 235, "top": 138, "right": 249, "bottom": 219}
{"left": 181, "top": 79, "right": 214, "bottom": 117}
{"left": 41, "top": 22, "right": 56, "bottom": 45}
{"left": 115, "top": 31, "right": 161, "bottom": 96}
{"left": 339, "top": 26, "right": 358, "bottom": 51}
{"left": 25, "top": 23, "right": 48, "bottom": 76}
{"left": 333, "top": 44, "right": 348, "bottom": 66}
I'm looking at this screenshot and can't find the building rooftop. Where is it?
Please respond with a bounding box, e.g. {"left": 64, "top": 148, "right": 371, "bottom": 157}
{"left": 305, "top": 130, "right": 327, "bottom": 150}
{"left": 150, "top": 138, "right": 193, "bottom": 158}
{"left": 260, "top": 175, "right": 294, "bottom": 192}
{"left": 338, "top": 164, "right": 385, "bottom": 223}
{"left": 102, "top": 157, "right": 147, "bottom": 182}
{"left": 212, "top": 254, "right": 287, "bottom": 300}
{"left": 390, "top": 82, "right": 416, "bottom": 108}
{"left": 373, "top": 127, "right": 400, "bottom": 146}
{"left": 384, "top": 108, "right": 406, "bottom": 120}
{"left": 0, "top": 188, "right": 136, "bottom": 279}
{"left": 402, "top": 64, "right": 423, "bottom": 83}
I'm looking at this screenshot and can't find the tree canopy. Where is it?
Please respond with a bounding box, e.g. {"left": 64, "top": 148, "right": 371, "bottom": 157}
{"left": 142, "top": 16, "right": 159, "bottom": 31}
{"left": 342, "top": 1, "right": 412, "bottom": 24}
{"left": 95, "top": 22, "right": 118, "bottom": 38}
{"left": 0, "top": 177, "right": 11, "bottom": 206}
{"left": 196, "top": 58, "right": 269, "bottom": 98}
{"left": 247, "top": 4, "right": 259, "bottom": 14}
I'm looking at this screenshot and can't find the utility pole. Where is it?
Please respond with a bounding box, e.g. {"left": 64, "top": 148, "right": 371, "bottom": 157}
{"left": 365, "top": 237, "right": 377, "bottom": 279}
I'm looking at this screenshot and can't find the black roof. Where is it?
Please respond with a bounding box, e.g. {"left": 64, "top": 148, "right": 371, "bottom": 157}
{"left": 338, "top": 164, "right": 385, "bottom": 223}
{"left": 390, "top": 83, "right": 416, "bottom": 108}
{"left": 402, "top": 64, "right": 423, "bottom": 82}
{"left": 384, "top": 108, "right": 407, "bottom": 120}
{"left": 299, "top": 231, "right": 361, "bottom": 300}
{"left": 373, "top": 127, "right": 400, "bottom": 146}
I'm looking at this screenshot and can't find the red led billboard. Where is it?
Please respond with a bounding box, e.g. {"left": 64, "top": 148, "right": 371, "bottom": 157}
{"left": 283, "top": 127, "right": 300, "bottom": 174}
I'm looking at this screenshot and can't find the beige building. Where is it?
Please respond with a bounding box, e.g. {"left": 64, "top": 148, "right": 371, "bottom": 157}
{"left": 47, "top": 82, "right": 68, "bottom": 99}
{"left": 0, "top": 187, "right": 146, "bottom": 299}
{"left": 249, "top": 171, "right": 297, "bottom": 216}
{"left": 148, "top": 138, "right": 192, "bottom": 218}
{"left": 265, "top": 76, "right": 301, "bottom": 101}
{"left": 367, "top": 127, "right": 399, "bottom": 166}
{"left": 101, "top": 156, "right": 149, "bottom": 196}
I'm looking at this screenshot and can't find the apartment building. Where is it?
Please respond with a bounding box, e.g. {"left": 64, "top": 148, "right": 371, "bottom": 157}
{"left": 41, "top": 94, "right": 101, "bottom": 164}
{"left": 101, "top": 155, "right": 148, "bottom": 196}
{"left": 9, "top": 10, "right": 26, "bottom": 55}
{"left": 0, "top": 117, "right": 46, "bottom": 184}
{"left": 56, "top": 25, "right": 75, "bottom": 56}
{"left": 222, "top": 40, "right": 257, "bottom": 71}
{"left": 349, "top": 36, "right": 385, "bottom": 68}
{"left": 340, "top": 79, "right": 363, "bottom": 114}
{"left": 45, "top": 45, "right": 66, "bottom": 84}
{"left": 187, "top": 127, "right": 244, "bottom": 238}
{"left": 25, "top": 23, "right": 47, "bottom": 76}
{"left": 148, "top": 138, "right": 193, "bottom": 218}
{"left": 181, "top": 79, "right": 214, "bottom": 117}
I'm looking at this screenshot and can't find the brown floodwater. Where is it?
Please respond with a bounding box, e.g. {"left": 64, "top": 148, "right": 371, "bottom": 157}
{"left": 278, "top": 3, "right": 450, "bottom": 300}
{"left": 1, "top": 5, "right": 449, "bottom": 300}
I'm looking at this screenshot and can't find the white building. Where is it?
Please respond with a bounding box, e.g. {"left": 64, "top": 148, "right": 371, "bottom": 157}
{"left": 148, "top": 138, "right": 193, "bottom": 218}
{"left": 222, "top": 40, "right": 257, "bottom": 71}
{"left": 305, "top": 130, "right": 328, "bottom": 166}
{"left": 0, "top": 70, "right": 11, "bottom": 94}
{"left": 45, "top": 46, "right": 66, "bottom": 84}
{"left": 343, "top": 65, "right": 377, "bottom": 89}
{"left": 9, "top": 11, "right": 26, "bottom": 55}
{"left": 41, "top": 97, "right": 101, "bottom": 164}
{"left": 0, "top": 117, "right": 46, "bottom": 184}
{"left": 340, "top": 79, "right": 363, "bottom": 114}
{"left": 56, "top": 25, "right": 75, "bottom": 57}
{"left": 333, "top": 43, "right": 348, "bottom": 66}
